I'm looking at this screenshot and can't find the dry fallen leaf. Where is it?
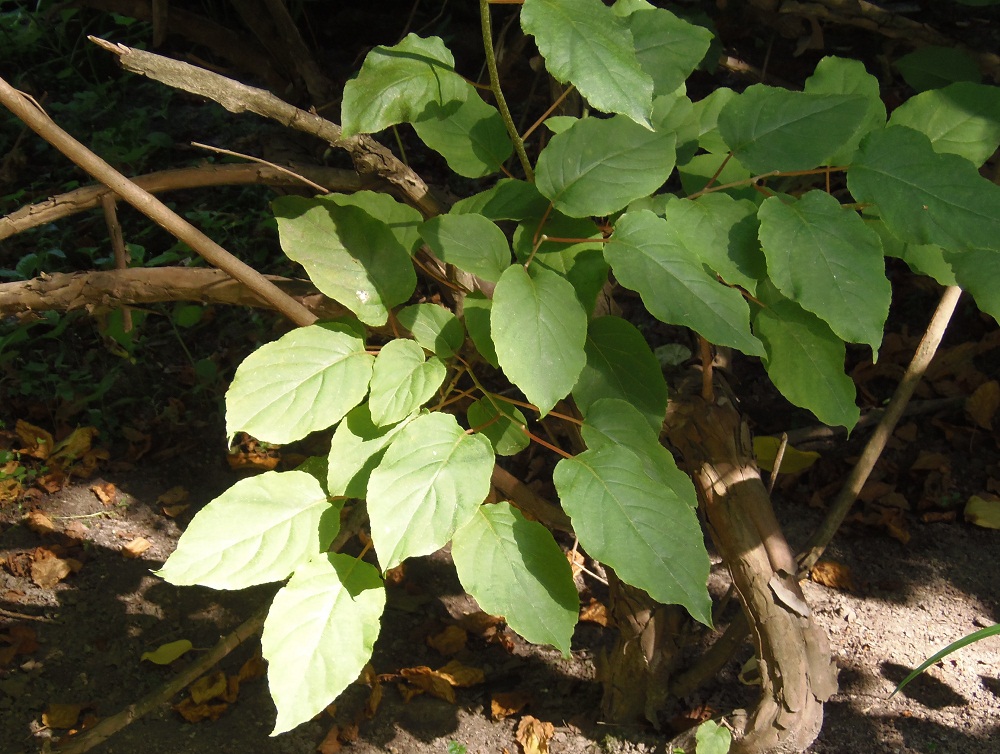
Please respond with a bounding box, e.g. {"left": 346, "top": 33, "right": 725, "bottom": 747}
{"left": 156, "top": 486, "right": 190, "bottom": 506}
{"left": 910, "top": 451, "right": 950, "bottom": 473}
{"left": 30, "top": 548, "right": 74, "bottom": 588}
{"left": 141, "top": 639, "right": 193, "bottom": 665}
{"left": 238, "top": 653, "right": 267, "bottom": 682}
{"left": 810, "top": 561, "right": 857, "bottom": 592}
{"left": 398, "top": 667, "right": 455, "bottom": 703}
{"left": 458, "top": 610, "right": 502, "bottom": 635}
{"left": 25, "top": 511, "right": 57, "bottom": 536}
{"left": 174, "top": 697, "right": 228, "bottom": 723}
{"left": 427, "top": 625, "right": 467, "bottom": 655}
{"left": 965, "top": 494, "right": 1000, "bottom": 529}
{"left": 90, "top": 482, "right": 117, "bottom": 506}
{"left": 42, "top": 702, "right": 83, "bottom": 729}
{"left": 121, "top": 537, "right": 152, "bottom": 559}
{"left": 753, "top": 436, "right": 820, "bottom": 473}
{"left": 364, "top": 679, "right": 383, "bottom": 718}
{"left": 161, "top": 504, "right": 190, "bottom": 518}
{"left": 436, "top": 659, "right": 485, "bottom": 688}
{"left": 317, "top": 725, "right": 343, "bottom": 754}
{"left": 579, "top": 597, "right": 609, "bottom": 627}
{"left": 384, "top": 563, "right": 406, "bottom": 587}
{"left": 16, "top": 420, "right": 54, "bottom": 460}
{"left": 0, "top": 624, "right": 39, "bottom": 668}
{"left": 967, "top": 380, "right": 1000, "bottom": 429}
{"left": 566, "top": 549, "right": 585, "bottom": 578}
{"left": 492, "top": 690, "right": 530, "bottom": 720}
{"left": 516, "top": 715, "right": 555, "bottom": 754}
{"left": 190, "top": 671, "right": 228, "bottom": 704}
{"left": 49, "top": 426, "right": 100, "bottom": 469}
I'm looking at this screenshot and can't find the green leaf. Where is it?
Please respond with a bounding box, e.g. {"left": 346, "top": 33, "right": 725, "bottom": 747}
{"left": 262, "top": 553, "right": 385, "bottom": 734}
{"left": 695, "top": 720, "right": 733, "bottom": 754}
{"left": 888, "top": 82, "right": 1000, "bottom": 167}
{"left": 327, "top": 405, "right": 413, "bottom": 498}
{"left": 419, "top": 214, "right": 511, "bottom": 283}
{"left": 895, "top": 46, "right": 981, "bottom": 93}
{"left": 341, "top": 34, "right": 468, "bottom": 137}
{"left": 946, "top": 248, "right": 1000, "bottom": 323}
{"left": 449, "top": 179, "right": 548, "bottom": 222}
{"left": 396, "top": 303, "right": 465, "bottom": 359}
{"left": 662, "top": 194, "right": 765, "bottom": 293}
{"left": 624, "top": 7, "right": 713, "bottom": 97}
{"left": 273, "top": 194, "right": 419, "bottom": 325}
{"left": 467, "top": 398, "right": 530, "bottom": 456}
{"left": 413, "top": 94, "right": 513, "bottom": 178}
{"left": 512, "top": 213, "right": 608, "bottom": 313}
{"left": 544, "top": 115, "right": 577, "bottom": 134}
{"left": 892, "top": 623, "right": 1000, "bottom": 700}
{"left": 718, "top": 85, "right": 869, "bottom": 172}
{"left": 535, "top": 115, "right": 676, "bottom": 217}
{"left": 605, "top": 210, "right": 763, "bottom": 355}
{"left": 757, "top": 190, "right": 890, "bottom": 352}
{"left": 491, "top": 265, "right": 588, "bottom": 416}
{"left": 803, "top": 56, "right": 886, "bottom": 164}
{"left": 156, "top": 471, "right": 337, "bottom": 589}
{"left": 463, "top": 292, "right": 499, "bottom": 367}
{"left": 367, "top": 413, "right": 494, "bottom": 570}
{"left": 677, "top": 152, "right": 756, "bottom": 202}
{"left": 368, "top": 339, "right": 447, "bottom": 426}
{"left": 226, "top": 326, "right": 374, "bottom": 444}
{"left": 521, "top": 0, "right": 653, "bottom": 126}
{"left": 453, "top": 502, "right": 578, "bottom": 653}
{"left": 691, "top": 87, "right": 737, "bottom": 154}
{"left": 848, "top": 126, "right": 1000, "bottom": 252}
{"left": 652, "top": 92, "right": 700, "bottom": 165}
{"left": 872, "top": 219, "right": 957, "bottom": 286}
{"left": 752, "top": 284, "right": 859, "bottom": 430}
{"left": 554, "top": 443, "right": 711, "bottom": 624}
{"left": 573, "top": 316, "right": 667, "bottom": 432}
{"left": 141, "top": 639, "right": 193, "bottom": 665}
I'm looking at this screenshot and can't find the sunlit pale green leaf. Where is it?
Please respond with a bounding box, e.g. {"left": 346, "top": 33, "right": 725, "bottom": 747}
{"left": 327, "top": 405, "right": 413, "bottom": 498}
{"left": 757, "top": 190, "right": 890, "bottom": 352}
{"left": 888, "top": 82, "right": 1000, "bottom": 167}
{"left": 396, "top": 303, "right": 465, "bottom": 358}
{"left": 157, "top": 471, "right": 337, "bottom": 589}
{"left": 463, "top": 291, "right": 499, "bottom": 367}
{"left": 849, "top": 126, "right": 1000, "bottom": 252}
{"left": 413, "top": 94, "right": 513, "bottom": 177}
{"left": 719, "top": 85, "right": 869, "bottom": 172}
{"left": 341, "top": 34, "right": 468, "bottom": 137}
{"left": 226, "top": 326, "right": 373, "bottom": 444}
{"left": 419, "top": 214, "right": 511, "bottom": 283}
{"left": 262, "top": 553, "right": 384, "bottom": 734}
{"left": 453, "top": 502, "right": 578, "bottom": 653}
{"left": 522, "top": 0, "right": 653, "bottom": 126}
{"left": 491, "top": 265, "right": 588, "bottom": 416}
{"left": 573, "top": 317, "right": 667, "bottom": 432}
{"left": 367, "top": 413, "right": 494, "bottom": 570}
{"left": 536, "top": 115, "right": 676, "bottom": 217}
{"left": 605, "top": 210, "right": 763, "bottom": 355}
{"left": 368, "top": 339, "right": 446, "bottom": 427}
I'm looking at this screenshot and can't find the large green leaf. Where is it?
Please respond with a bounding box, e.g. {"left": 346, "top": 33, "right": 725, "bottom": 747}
{"left": 888, "top": 82, "right": 1000, "bottom": 167}
{"left": 449, "top": 179, "right": 548, "bottom": 222}
{"left": 367, "top": 413, "right": 494, "bottom": 570}
{"left": 677, "top": 152, "right": 757, "bottom": 202}
{"left": 662, "top": 193, "right": 765, "bottom": 294}
{"left": 605, "top": 210, "right": 763, "bottom": 355}
{"left": 341, "top": 34, "right": 468, "bottom": 137}
{"left": 262, "top": 553, "right": 385, "bottom": 734}
{"left": 573, "top": 316, "right": 667, "bottom": 432}
{"left": 452, "top": 502, "right": 578, "bottom": 653}
{"left": 491, "top": 265, "right": 588, "bottom": 416}
{"left": 535, "top": 115, "right": 676, "bottom": 217}
{"left": 368, "top": 339, "right": 447, "bottom": 427}
{"left": 757, "top": 190, "right": 890, "bottom": 352}
{"left": 521, "top": 0, "right": 653, "bottom": 126}
{"left": 624, "top": 7, "right": 713, "bottom": 97}
{"left": 718, "top": 85, "right": 869, "bottom": 172}
{"left": 691, "top": 87, "right": 737, "bottom": 154}
{"left": 226, "top": 326, "right": 374, "bottom": 444}
{"left": 467, "top": 398, "right": 530, "bottom": 457}
{"left": 157, "top": 471, "right": 337, "bottom": 589}
{"left": 895, "top": 46, "right": 982, "bottom": 92}
{"left": 849, "top": 126, "right": 1000, "bottom": 252}
{"left": 752, "top": 284, "right": 859, "bottom": 430}
{"left": 946, "top": 248, "right": 1000, "bottom": 323}
{"left": 396, "top": 303, "right": 465, "bottom": 359}
{"left": 273, "top": 194, "right": 419, "bottom": 325}
{"left": 419, "top": 214, "right": 511, "bottom": 283}
{"left": 412, "top": 94, "right": 513, "bottom": 178}
{"left": 327, "top": 405, "right": 413, "bottom": 498}
{"left": 803, "top": 56, "right": 886, "bottom": 165}
{"left": 554, "top": 443, "right": 711, "bottom": 624}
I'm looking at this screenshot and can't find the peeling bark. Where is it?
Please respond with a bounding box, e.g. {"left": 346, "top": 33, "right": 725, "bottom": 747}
{"left": 663, "top": 383, "right": 838, "bottom": 753}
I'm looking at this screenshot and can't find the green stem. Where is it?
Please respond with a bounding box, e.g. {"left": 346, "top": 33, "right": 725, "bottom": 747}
{"left": 480, "top": 0, "right": 534, "bottom": 181}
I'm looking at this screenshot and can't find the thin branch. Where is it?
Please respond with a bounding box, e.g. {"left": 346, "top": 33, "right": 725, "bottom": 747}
{"left": 0, "top": 76, "right": 316, "bottom": 327}
{"left": 798, "top": 285, "right": 963, "bottom": 573}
